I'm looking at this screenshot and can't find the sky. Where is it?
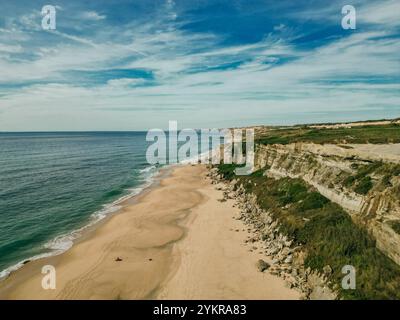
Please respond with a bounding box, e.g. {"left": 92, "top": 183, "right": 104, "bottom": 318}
{"left": 0, "top": 0, "right": 399, "bottom": 131}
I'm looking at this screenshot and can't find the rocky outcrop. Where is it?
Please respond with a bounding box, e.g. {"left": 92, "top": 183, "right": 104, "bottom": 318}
{"left": 254, "top": 143, "right": 400, "bottom": 266}
{"left": 208, "top": 168, "right": 337, "bottom": 300}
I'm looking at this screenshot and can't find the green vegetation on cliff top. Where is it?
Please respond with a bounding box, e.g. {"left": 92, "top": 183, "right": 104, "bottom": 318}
{"left": 256, "top": 123, "right": 400, "bottom": 145}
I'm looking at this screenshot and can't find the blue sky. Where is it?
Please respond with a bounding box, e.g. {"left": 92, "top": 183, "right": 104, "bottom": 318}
{"left": 0, "top": 0, "right": 399, "bottom": 131}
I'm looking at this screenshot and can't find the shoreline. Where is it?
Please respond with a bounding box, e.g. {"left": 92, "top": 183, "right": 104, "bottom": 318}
{"left": 0, "top": 164, "right": 169, "bottom": 282}
{"left": 0, "top": 164, "right": 299, "bottom": 300}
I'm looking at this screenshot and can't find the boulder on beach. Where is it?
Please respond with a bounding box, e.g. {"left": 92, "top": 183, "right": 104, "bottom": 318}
{"left": 256, "top": 259, "right": 270, "bottom": 272}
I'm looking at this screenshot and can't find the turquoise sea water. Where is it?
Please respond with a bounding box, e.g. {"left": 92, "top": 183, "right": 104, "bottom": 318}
{"left": 0, "top": 132, "right": 158, "bottom": 277}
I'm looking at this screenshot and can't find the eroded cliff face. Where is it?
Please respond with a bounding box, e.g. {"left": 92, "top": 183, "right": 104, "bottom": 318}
{"left": 254, "top": 143, "right": 400, "bottom": 265}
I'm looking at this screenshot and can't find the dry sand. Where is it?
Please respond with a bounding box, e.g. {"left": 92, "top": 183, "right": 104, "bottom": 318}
{"left": 0, "top": 165, "right": 299, "bottom": 300}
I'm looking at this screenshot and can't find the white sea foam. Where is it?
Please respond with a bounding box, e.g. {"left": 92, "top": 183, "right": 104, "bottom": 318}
{"left": 139, "top": 165, "right": 157, "bottom": 173}
{"left": 0, "top": 251, "right": 58, "bottom": 280}
{"left": 0, "top": 164, "right": 161, "bottom": 281}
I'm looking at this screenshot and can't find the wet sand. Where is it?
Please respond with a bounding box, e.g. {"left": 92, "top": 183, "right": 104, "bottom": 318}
{"left": 0, "top": 165, "right": 299, "bottom": 300}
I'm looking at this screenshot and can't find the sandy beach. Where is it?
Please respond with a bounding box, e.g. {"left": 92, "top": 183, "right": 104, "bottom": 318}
{"left": 0, "top": 165, "right": 299, "bottom": 300}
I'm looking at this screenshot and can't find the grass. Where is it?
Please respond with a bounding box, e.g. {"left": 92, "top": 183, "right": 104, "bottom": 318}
{"left": 390, "top": 221, "right": 400, "bottom": 235}
{"left": 341, "top": 161, "right": 400, "bottom": 195}
{"left": 216, "top": 164, "right": 400, "bottom": 299}
{"left": 217, "top": 163, "right": 238, "bottom": 180}
{"left": 343, "top": 162, "right": 381, "bottom": 195}
{"left": 382, "top": 175, "right": 392, "bottom": 187}
{"left": 296, "top": 192, "right": 329, "bottom": 211}
{"left": 249, "top": 168, "right": 267, "bottom": 177}
{"left": 274, "top": 179, "right": 308, "bottom": 205}
{"left": 354, "top": 177, "right": 373, "bottom": 195}
{"left": 256, "top": 124, "right": 400, "bottom": 146}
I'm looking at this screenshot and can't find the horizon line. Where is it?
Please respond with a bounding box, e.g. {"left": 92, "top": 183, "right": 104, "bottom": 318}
{"left": 1, "top": 116, "right": 400, "bottom": 134}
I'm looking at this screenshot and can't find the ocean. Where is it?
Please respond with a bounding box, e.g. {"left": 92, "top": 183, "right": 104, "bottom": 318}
{"left": 0, "top": 132, "right": 161, "bottom": 278}
{"left": 0, "top": 131, "right": 222, "bottom": 279}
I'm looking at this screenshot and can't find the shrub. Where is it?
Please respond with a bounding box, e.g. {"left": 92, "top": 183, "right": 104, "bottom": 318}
{"left": 217, "top": 164, "right": 238, "bottom": 180}
{"left": 344, "top": 175, "right": 356, "bottom": 187}
{"left": 276, "top": 180, "right": 308, "bottom": 205}
{"left": 393, "top": 166, "right": 400, "bottom": 176}
{"left": 390, "top": 221, "right": 400, "bottom": 235}
{"left": 354, "top": 176, "right": 373, "bottom": 195}
{"left": 250, "top": 168, "right": 266, "bottom": 177}
{"left": 354, "top": 162, "right": 383, "bottom": 179}
{"left": 297, "top": 192, "right": 329, "bottom": 211}
{"left": 382, "top": 175, "right": 392, "bottom": 187}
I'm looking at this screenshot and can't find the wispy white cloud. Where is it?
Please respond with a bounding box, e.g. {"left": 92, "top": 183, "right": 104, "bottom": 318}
{"left": 80, "top": 11, "right": 106, "bottom": 21}
{"left": 357, "top": 0, "right": 400, "bottom": 27}
{"left": 0, "top": 44, "right": 23, "bottom": 53}
{"left": 107, "top": 78, "right": 147, "bottom": 87}
{"left": 273, "top": 24, "right": 286, "bottom": 31}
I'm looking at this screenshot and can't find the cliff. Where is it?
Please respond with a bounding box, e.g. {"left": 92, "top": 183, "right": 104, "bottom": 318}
{"left": 254, "top": 143, "right": 400, "bottom": 266}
